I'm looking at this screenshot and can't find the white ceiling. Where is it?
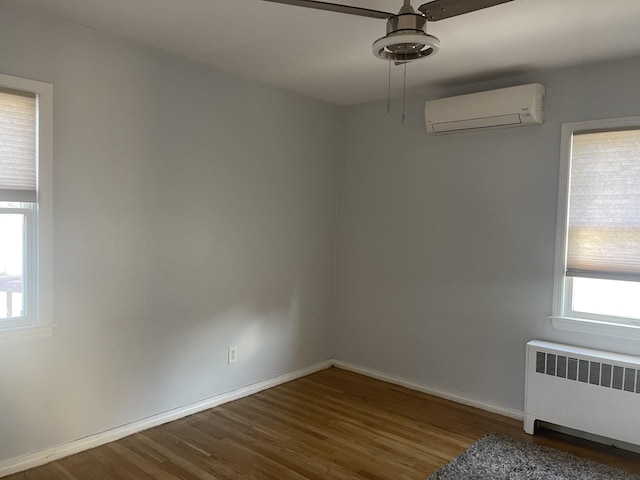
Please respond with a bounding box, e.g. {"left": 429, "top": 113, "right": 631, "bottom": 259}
{"left": 5, "top": 0, "right": 640, "bottom": 105}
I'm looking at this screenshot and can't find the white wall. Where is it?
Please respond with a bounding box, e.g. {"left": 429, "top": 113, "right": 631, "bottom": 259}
{"left": 335, "top": 56, "right": 640, "bottom": 411}
{"left": 0, "top": 7, "right": 340, "bottom": 462}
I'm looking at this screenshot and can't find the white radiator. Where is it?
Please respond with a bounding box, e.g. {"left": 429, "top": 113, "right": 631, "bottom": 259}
{"left": 525, "top": 340, "right": 640, "bottom": 446}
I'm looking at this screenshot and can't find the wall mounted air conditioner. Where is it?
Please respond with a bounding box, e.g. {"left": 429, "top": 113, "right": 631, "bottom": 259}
{"left": 425, "top": 83, "right": 545, "bottom": 134}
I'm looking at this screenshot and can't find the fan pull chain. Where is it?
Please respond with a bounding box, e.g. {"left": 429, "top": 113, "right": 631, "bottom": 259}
{"left": 387, "top": 59, "right": 392, "bottom": 114}
{"left": 402, "top": 62, "right": 407, "bottom": 125}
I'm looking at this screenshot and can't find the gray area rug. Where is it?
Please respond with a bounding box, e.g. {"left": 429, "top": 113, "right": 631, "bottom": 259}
{"left": 428, "top": 433, "right": 639, "bottom": 480}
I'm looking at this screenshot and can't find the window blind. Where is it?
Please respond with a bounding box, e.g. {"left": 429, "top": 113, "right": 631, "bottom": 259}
{"left": 567, "top": 129, "right": 640, "bottom": 281}
{"left": 0, "top": 88, "right": 37, "bottom": 203}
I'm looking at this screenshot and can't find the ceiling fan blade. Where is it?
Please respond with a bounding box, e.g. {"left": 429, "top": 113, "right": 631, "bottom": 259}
{"left": 418, "top": 0, "right": 513, "bottom": 21}
{"left": 262, "top": 0, "right": 393, "bottom": 20}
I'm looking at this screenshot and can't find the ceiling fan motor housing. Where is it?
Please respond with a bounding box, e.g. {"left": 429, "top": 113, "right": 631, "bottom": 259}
{"left": 373, "top": 7, "right": 439, "bottom": 62}
{"left": 386, "top": 11, "right": 426, "bottom": 35}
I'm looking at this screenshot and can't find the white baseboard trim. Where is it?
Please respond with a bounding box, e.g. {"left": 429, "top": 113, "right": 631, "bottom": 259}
{"left": 332, "top": 360, "right": 524, "bottom": 421}
{"left": 0, "top": 360, "right": 333, "bottom": 478}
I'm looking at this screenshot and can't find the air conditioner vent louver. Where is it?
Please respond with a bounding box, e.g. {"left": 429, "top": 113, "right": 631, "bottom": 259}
{"left": 534, "top": 350, "right": 639, "bottom": 394}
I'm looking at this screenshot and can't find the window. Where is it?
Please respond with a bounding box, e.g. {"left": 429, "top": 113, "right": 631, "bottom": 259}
{"left": 552, "top": 117, "right": 640, "bottom": 339}
{"left": 0, "top": 73, "right": 52, "bottom": 341}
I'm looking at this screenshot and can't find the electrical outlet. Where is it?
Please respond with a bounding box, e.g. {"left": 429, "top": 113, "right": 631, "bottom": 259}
{"left": 228, "top": 346, "right": 238, "bottom": 364}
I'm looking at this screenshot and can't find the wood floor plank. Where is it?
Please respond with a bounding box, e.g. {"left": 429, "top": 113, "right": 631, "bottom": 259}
{"left": 104, "top": 443, "right": 179, "bottom": 480}
{"left": 5, "top": 367, "right": 640, "bottom": 479}
{"left": 188, "top": 414, "right": 345, "bottom": 480}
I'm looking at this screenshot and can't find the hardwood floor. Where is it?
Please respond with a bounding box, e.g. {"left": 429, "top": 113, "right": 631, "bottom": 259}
{"left": 6, "top": 367, "right": 640, "bottom": 479}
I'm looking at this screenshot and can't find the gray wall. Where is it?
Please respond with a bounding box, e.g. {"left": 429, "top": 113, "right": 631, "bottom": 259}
{"left": 0, "top": 7, "right": 340, "bottom": 462}
{"left": 335, "top": 56, "right": 640, "bottom": 411}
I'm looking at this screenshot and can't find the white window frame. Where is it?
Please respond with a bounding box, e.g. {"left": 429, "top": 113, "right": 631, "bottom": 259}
{"left": 0, "top": 73, "right": 53, "bottom": 342}
{"left": 550, "top": 116, "right": 640, "bottom": 340}
{"left": 0, "top": 206, "right": 35, "bottom": 329}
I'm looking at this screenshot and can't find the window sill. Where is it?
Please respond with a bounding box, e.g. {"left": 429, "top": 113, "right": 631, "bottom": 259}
{"left": 0, "top": 324, "right": 55, "bottom": 344}
{"left": 549, "top": 316, "right": 640, "bottom": 341}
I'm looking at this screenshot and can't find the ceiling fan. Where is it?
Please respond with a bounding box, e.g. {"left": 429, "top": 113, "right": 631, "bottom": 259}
{"left": 262, "top": 0, "right": 514, "bottom": 63}
{"left": 262, "top": 0, "right": 513, "bottom": 123}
